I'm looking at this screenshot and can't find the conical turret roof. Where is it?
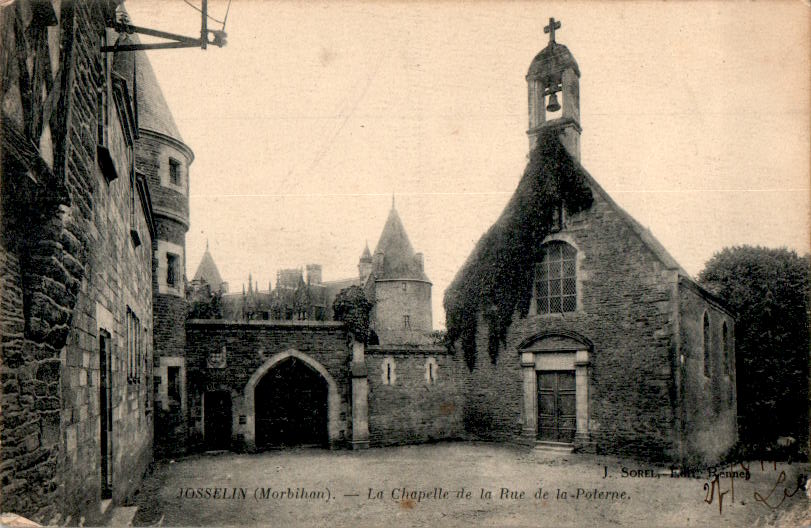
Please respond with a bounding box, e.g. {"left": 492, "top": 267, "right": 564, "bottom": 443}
{"left": 111, "top": 23, "right": 186, "bottom": 146}
{"left": 192, "top": 243, "right": 224, "bottom": 287}
{"left": 360, "top": 241, "right": 372, "bottom": 261}
{"left": 134, "top": 46, "right": 185, "bottom": 142}
{"left": 373, "top": 204, "right": 429, "bottom": 282}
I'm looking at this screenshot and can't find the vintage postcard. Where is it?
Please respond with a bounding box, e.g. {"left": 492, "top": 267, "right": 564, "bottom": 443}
{"left": 0, "top": 0, "right": 809, "bottom": 526}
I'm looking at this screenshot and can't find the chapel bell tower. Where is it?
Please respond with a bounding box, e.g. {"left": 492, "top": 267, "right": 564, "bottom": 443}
{"left": 526, "top": 17, "right": 581, "bottom": 160}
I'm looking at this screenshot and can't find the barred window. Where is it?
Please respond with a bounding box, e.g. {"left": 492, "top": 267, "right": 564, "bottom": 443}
{"left": 703, "top": 313, "right": 711, "bottom": 377}
{"left": 536, "top": 242, "right": 577, "bottom": 314}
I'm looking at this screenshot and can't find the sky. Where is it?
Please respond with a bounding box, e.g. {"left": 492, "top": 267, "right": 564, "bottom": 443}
{"left": 125, "top": 1, "right": 810, "bottom": 329}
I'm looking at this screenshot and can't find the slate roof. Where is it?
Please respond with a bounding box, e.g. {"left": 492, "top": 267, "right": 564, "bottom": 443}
{"left": 111, "top": 30, "right": 185, "bottom": 144}
{"left": 192, "top": 244, "right": 224, "bottom": 287}
{"left": 373, "top": 205, "right": 430, "bottom": 282}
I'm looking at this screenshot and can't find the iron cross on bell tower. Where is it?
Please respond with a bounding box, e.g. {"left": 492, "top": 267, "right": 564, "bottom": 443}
{"left": 544, "top": 17, "right": 561, "bottom": 45}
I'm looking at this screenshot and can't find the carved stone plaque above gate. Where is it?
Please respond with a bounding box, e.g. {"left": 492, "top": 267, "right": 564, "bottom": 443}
{"left": 207, "top": 346, "right": 227, "bottom": 369}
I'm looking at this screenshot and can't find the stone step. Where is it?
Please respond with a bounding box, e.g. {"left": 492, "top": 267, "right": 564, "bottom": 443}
{"left": 534, "top": 441, "right": 574, "bottom": 453}
{"left": 0, "top": 513, "right": 42, "bottom": 527}
{"left": 106, "top": 506, "right": 138, "bottom": 527}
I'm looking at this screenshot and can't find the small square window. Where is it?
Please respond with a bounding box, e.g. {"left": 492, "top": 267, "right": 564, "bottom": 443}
{"left": 169, "top": 158, "right": 181, "bottom": 186}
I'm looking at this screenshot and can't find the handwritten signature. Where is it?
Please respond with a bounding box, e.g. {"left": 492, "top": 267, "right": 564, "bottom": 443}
{"left": 704, "top": 474, "right": 734, "bottom": 515}
{"left": 753, "top": 470, "right": 806, "bottom": 510}
{"left": 704, "top": 462, "right": 807, "bottom": 515}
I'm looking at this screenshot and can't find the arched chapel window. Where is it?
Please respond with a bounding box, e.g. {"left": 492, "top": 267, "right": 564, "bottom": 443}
{"left": 536, "top": 242, "right": 577, "bottom": 314}
{"left": 703, "top": 313, "right": 711, "bottom": 377}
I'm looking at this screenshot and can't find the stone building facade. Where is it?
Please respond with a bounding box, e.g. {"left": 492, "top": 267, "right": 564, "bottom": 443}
{"left": 0, "top": 1, "right": 166, "bottom": 523}
{"left": 449, "top": 25, "right": 737, "bottom": 464}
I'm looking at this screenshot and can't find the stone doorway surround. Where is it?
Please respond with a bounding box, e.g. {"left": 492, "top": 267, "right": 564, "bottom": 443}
{"left": 241, "top": 350, "right": 341, "bottom": 450}
{"left": 519, "top": 331, "right": 592, "bottom": 447}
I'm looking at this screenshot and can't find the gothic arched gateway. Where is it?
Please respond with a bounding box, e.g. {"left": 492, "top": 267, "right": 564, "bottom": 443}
{"left": 255, "top": 358, "right": 328, "bottom": 448}
{"left": 243, "top": 350, "right": 341, "bottom": 450}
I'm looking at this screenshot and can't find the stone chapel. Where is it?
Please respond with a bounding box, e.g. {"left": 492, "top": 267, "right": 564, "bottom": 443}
{"left": 445, "top": 18, "right": 738, "bottom": 462}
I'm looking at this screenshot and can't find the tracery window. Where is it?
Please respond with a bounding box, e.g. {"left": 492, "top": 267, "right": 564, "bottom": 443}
{"left": 536, "top": 242, "right": 577, "bottom": 314}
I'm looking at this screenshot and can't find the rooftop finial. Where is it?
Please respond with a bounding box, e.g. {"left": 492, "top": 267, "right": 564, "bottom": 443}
{"left": 392, "top": 193, "right": 395, "bottom": 209}
{"left": 206, "top": 238, "right": 209, "bottom": 251}
{"left": 544, "top": 17, "right": 561, "bottom": 45}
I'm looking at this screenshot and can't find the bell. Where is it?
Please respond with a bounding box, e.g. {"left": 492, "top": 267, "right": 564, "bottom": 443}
{"left": 546, "top": 92, "right": 561, "bottom": 112}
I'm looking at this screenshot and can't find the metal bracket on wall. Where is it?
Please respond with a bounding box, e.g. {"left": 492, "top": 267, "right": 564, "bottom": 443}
{"left": 101, "top": 0, "right": 229, "bottom": 53}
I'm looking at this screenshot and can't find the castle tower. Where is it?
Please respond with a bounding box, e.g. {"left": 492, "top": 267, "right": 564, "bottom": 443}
{"left": 369, "top": 201, "right": 432, "bottom": 344}
{"left": 128, "top": 42, "right": 194, "bottom": 427}
{"left": 358, "top": 242, "right": 373, "bottom": 283}
{"left": 526, "top": 17, "right": 581, "bottom": 160}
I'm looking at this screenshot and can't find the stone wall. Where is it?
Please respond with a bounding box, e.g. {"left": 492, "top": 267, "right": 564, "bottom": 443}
{"left": 1, "top": 1, "right": 154, "bottom": 523}
{"left": 366, "top": 346, "right": 466, "bottom": 446}
{"left": 184, "top": 320, "right": 353, "bottom": 451}
{"left": 135, "top": 132, "right": 191, "bottom": 224}
{"left": 372, "top": 280, "right": 432, "bottom": 344}
{"left": 679, "top": 280, "right": 737, "bottom": 464}
{"left": 463, "top": 187, "right": 681, "bottom": 461}
{"left": 463, "top": 322, "right": 525, "bottom": 442}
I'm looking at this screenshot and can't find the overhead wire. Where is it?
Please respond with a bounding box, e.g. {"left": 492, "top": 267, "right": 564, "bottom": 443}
{"left": 222, "top": 0, "right": 232, "bottom": 30}
{"left": 180, "top": 0, "right": 226, "bottom": 26}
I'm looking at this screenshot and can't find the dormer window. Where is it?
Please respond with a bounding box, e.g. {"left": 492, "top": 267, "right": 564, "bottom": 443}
{"left": 169, "top": 158, "right": 181, "bottom": 186}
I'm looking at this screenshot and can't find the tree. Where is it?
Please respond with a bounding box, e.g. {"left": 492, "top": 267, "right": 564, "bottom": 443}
{"left": 699, "top": 246, "right": 809, "bottom": 454}
{"left": 188, "top": 289, "right": 223, "bottom": 319}
{"left": 332, "top": 286, "right": 373, "bottom": 343}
